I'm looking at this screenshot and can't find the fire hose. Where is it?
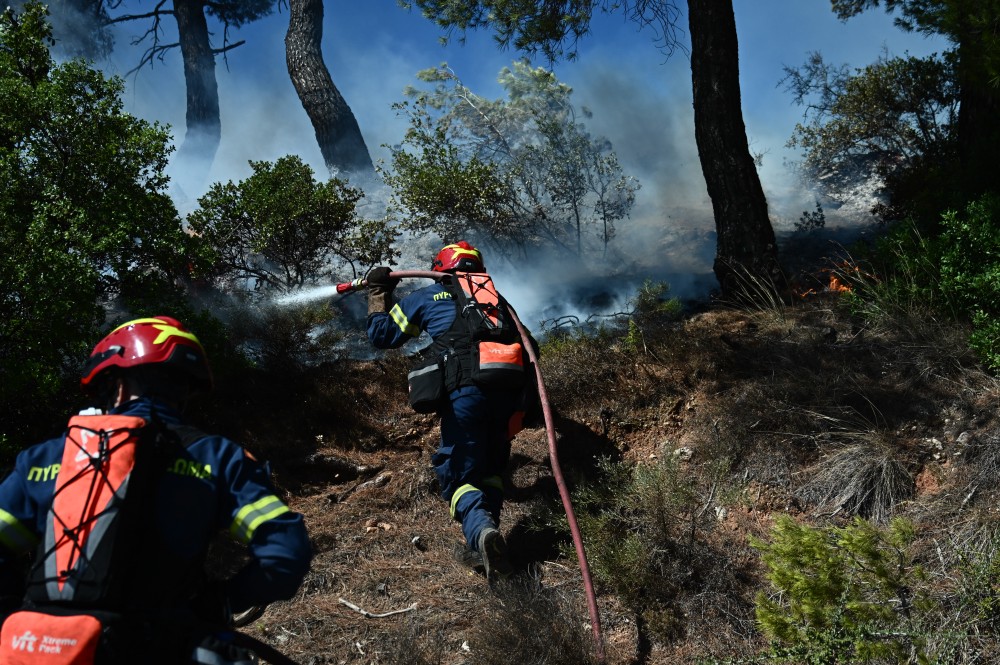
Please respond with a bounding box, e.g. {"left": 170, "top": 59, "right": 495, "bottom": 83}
{"left": 338, "top": 270, "right": 606, "bottom": 662}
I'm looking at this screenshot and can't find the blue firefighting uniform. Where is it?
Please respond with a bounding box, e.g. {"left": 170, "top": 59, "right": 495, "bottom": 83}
{"left": 0, "top": 397, "right": 311, "bottom": 647}
{"left": 367, "top": 282, "right": 521, "bottom": 551}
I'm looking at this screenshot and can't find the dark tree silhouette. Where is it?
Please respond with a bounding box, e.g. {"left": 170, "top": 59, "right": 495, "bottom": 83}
{"left": 832, "top": 0, "right": 1000, "bottom": 198}
{"left": 285, "top": 0, "right": 374, "bottom": 179}
{"left": 172, "top": 0, "right": 221, "bottom": 168}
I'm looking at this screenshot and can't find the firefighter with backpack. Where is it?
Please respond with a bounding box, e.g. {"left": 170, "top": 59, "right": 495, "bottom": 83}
{"left": 0, "top": 316, "right": 312, "bottom": 664}
{"left": 365, "top": 241, "right": 536, "bottom": 585}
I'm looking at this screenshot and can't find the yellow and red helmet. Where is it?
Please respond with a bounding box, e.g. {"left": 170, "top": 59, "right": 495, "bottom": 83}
{"left": 431, "top": 241, "right": 485, "bottom": 273}
{"left": 80, "top": 316, "right": 212, "bottom": 393}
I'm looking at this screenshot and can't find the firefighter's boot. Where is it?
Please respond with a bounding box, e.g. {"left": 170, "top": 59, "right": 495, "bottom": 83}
{"left": 477, "top": 527, "right": 513, "bottom": 584}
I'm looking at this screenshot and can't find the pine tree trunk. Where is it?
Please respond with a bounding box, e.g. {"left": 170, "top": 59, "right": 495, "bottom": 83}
{"left": 285, "top": 0, "right": 374, "bottom": 179}
{"left": 955, "top": 27, "right": 1000, "bottom": 196}
{"left": 173, "top": 0, "right": 220, "bottom": 169}
{"left": 687, "top": 0, "right": 783, "bottom": 298}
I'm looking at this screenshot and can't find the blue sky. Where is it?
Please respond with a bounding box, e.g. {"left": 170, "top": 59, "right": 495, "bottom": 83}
{"left": 99, "top": 0, "right": 944, "bottom": 300}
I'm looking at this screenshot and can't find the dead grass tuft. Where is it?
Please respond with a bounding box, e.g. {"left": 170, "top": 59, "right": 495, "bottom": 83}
{"left": 465, "top": 579, "right": 600, "bottom": 665}
{"left": 797, "top": 441, "right": 914, "bottom": 523}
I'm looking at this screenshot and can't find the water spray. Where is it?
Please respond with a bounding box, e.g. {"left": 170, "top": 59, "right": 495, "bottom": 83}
{"left": 337, "top": 271, "right": 606, "bottom": 663}
{"left": 274, "top": 283, "right": 345, "bottom": 306}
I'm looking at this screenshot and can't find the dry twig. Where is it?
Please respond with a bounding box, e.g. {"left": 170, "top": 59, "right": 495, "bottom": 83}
{"left": 337, "top": 597, "right": 417, "bottom": 619}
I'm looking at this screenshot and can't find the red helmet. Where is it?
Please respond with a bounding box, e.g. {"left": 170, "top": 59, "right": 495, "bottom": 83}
{"left": 80, "top": 316, "right": 212, "bottom": 394}
{"left": 431, "top": 241, "right": 485, "bottom": 272}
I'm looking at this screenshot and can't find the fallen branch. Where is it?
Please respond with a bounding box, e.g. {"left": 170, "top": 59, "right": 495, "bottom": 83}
{"left": 289, "top": 453, "right": 382, "bottom": 478}
{"left": 331, "top": 472, "right": 392, "bottom": 504}
{"left": 338, "top": 597, "right": 417, "bottom": 619}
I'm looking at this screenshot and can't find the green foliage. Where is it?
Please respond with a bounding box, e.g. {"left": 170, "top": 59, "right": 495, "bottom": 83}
{"left": 938, "top": 194, "right": 1000, "bottom": 370}
{"left": 831, "top": 0, "right": 1000, "bottom": 87}
{"left": 828, "top": 0, "right": 1000, "bottom": 204}
{"left": 0, "top": 2, "right": 195, "bottom": 449}
{"left": 381, "top": 61, "right": 638, "bottom": 263}
{"left": 836, "top": 224, "right": 949, "bottom": 335}
{"left": 383, "top": 121, "right": 528, "bottom": 257}
{"left": 783, "top": 50, "right": 958, "bottom": 217}
{"left": 752, "top": 515, "right": 926, "bottom": 663}
{"left": 203, "top": 0, "right": 277, "bottom": 28}
{"left": 837, "top": 194, "right": 1000, "bottom": 371}
{"left": 398, "top": 0, "right": 683, "bottom": 62}
{"left": 630, "top": 279, "right": 682, "bottom": 322}
{"left": 795, "top": 201, "right": 827, "bottom": 234}
{"left": 566, "top": 455, "right": 724, "bottom": 644}
{"left": 188, "top": 155, "right": 398, "bottom": 294}
{"left": 920, "top": 528, "right": 1000, "bottom": 660}
{"left": 623, "top": 280, "right": 682, "bottom": 353}
{"left": 225, "top": 302, "right": 346, "bottom": 372}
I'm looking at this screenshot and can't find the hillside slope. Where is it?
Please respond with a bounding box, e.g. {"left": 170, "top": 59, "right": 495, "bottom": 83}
{"left": 211, "top": 292, "right": 1000, "bottom": 664}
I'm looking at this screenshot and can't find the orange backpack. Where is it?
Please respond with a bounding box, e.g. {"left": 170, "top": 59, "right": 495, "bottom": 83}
{"left": 0, "top": 415, "right": 158, "bottom": 665}
{"left": 26, "top": 413, "right": 156, "bottom": 605}
{"left": 445, "top": 271, "right": 528, "bottom": 389}
{"left": 0, "top": 413, "right": 175, "bottom": 664}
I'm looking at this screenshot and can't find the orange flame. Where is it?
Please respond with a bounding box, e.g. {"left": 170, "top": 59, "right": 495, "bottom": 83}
{"left": 795, "top": 260, "right": 874, "bottom": 299}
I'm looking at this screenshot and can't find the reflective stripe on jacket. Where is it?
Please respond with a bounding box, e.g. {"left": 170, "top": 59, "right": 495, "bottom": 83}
{"left": 367, "top": 282, "right": 456, "bottom": 350}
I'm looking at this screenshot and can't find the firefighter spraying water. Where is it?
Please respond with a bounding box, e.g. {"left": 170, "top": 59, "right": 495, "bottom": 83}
{"left": 338, "top": 241, "right": 606, "bottom": 662}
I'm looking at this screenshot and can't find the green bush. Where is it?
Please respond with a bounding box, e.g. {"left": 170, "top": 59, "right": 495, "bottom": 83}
{"left": 938, "top": 194, "right": 1000, "bottom": 370}
{"left": 752, "top": 515, "right": 927, "bottom": 663}
{"left": 844, "top": 194, "right": 1000, "bottom": 371}
{"left": 837, "top": 224, "right": 945, "bottom": 332}
{"left": 566, "top": 456, "right": 724, "bottom": 644}
{"left": 0, "top": 2, "right": 196, "bottom": 451}
{"left": 188, "top": 154, "right": 397, "bottom": 295}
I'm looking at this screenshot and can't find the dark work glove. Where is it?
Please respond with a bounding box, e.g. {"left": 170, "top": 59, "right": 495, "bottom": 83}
{"left": 367, "top": 266, "right": 398, "bottom": 315}
{"left": 366, "top": 267, "right": 399, "bottom": 291}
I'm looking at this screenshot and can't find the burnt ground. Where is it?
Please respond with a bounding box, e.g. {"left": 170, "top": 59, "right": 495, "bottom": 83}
{"left": 195, "top": 287, "right": 1000, "bottom": 665}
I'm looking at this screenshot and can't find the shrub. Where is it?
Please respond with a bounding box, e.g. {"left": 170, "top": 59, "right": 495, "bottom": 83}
{"left": 567, "top": 456, "right": 728, "bottom": 645}
{"left": 938, "top": 194, "right": 1000, "bottom": 371}
{"left": 752, "top": 515, "right": 927, "bottom": 663}
{"left": 187, "top": 154, "right": 398, "bottom": 295}
{"left": 836, "top": 227, "right": 945, "bottom": 335}
{"left": 795, "top": 201, "right": 827, "bottom": 235}
{"left": 917, "top": 526, "right": 1000, "bottom": 661}
{"left": 796, "top": 433, "right": 914, "bottom": 524}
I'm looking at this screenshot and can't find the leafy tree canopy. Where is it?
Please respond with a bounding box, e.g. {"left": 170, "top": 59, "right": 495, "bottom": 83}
{"left": 382, "top": 61, "right": 639, "bottom": 263}
{"left": 188, "top": 155, "right": 398, "bottom": 294}
{"left": 831, "top": 0, "right": 1000, "bottom": 85}
{"left": 1, "top": 1, "right": 196, "bottom": 447}
{"left": 398, "top": 0, "right": 683, "bottom": 62}
{"left": 783, "top": 50, "right": 958, "bottom": 213}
